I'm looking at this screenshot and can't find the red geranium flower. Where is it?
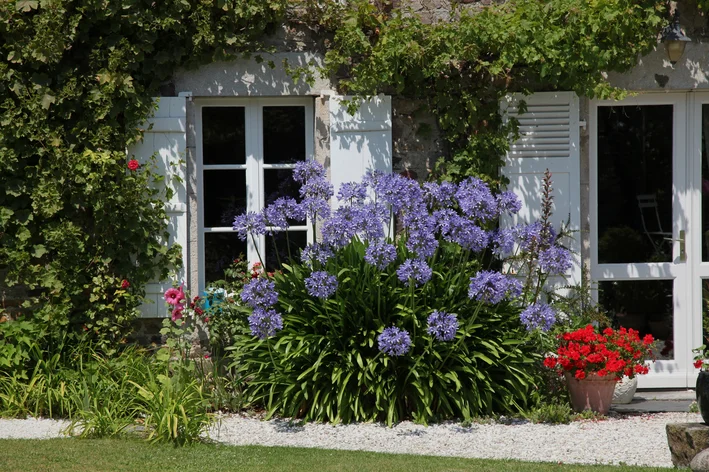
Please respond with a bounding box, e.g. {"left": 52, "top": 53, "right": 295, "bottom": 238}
{"left": 120, "top": 279, "right": 130, "bottom": 289}
{"left": 544, "top": 325, "right": 656, "bottom": 381}
{"left": 127, "top": 159, "right": 140, "bottom": 171}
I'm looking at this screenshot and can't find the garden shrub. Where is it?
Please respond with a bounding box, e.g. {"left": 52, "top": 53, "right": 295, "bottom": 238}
{"left": 0, "top": 0, "right": 287, "bottom": 366}
{"left": 229, "top": 162, "right": 573, "bottom": 425}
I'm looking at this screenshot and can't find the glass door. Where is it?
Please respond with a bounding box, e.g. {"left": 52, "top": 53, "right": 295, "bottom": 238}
{"left": 688, "top": 92, "right": 709, "bottom": 388}
{"left": 591, "top": 93, "right": 691, "bottom": 388}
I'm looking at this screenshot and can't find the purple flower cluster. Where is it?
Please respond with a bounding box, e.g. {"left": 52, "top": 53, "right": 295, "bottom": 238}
{"left": 241, "top": 277, "right": 278, "bottom": 309}
{"left": 305, "top": 271, "right": 339, "bottom": 299}
{"left": 518, "top": 221, "right": 557, "bottom": 252}
{"left": 455, "top": 177, "right": 498, "bottom": 222}
{"left": 294, "top": 161, "right": 333, "bottom": 220}
{"left": 496, "top": 191, "right": 522, "bottom": 215}
{"left": 301, "top": 242, "right": 334, "bottom": 267}
{"left": 423, "top": 181, "right": 457, "bottom": 209}
{"left": 377, "top": 326, "right": 412, "bottom": 356}
{"left": 426, "top": 311, "right": 458, "bottom": 342}
{"left": 538, "top": 245, "right": 573, "bottom": 275}
{"left": 468, "top": 271, "right": 522, "bottom": 304}
{"left": 263, "top": 197, "right": 305, "bottom": 229}
{"left": 397, "top": 259, "right": 432, "bottom": 286}
{"left": 338, "top": 182, "right": 368, "bottom": 203}
{"left": 364, "top": 240, "right": 397, "bottom": 270}
{"left": 241, "top": 277, "right": 283, "bottom": 339}
{"left": 248, "top": 308, "right": 284, "bottom": 339}
{"left": 233, "top": 212, "right": 267, "bottom": 240}
{"left": 519, "top": 303, "right": 556, "bottom": 332}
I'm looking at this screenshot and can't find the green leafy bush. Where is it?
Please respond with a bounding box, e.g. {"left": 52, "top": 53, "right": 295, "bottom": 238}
{"left": 233, "top": 239, "right": 540, "bottom": 425}
{"left": 227, "top": 162, "right": 576, "bottom": 425}
{"left": 0, "top": 0, "right": 287, "bottom": 362}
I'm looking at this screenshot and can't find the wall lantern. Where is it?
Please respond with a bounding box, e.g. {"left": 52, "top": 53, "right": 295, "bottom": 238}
{"left": 661, "top": 9, "right": 691, "bottom": 65}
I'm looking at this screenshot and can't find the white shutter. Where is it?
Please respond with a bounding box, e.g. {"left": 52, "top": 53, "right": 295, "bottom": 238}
{"left": 127, "top": 97, "right": 188, "bottom": 318}
{"left": 329, "top": 95, "right": 392, "bottom": 206}
{"left": 500, "top": 91, "right": 581, "bottom": 286}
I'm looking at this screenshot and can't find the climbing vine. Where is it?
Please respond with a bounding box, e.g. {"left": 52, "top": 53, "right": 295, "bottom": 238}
{"left": 307, "top": 0, "right": 667, "bottom": 182}
{"left": 0, "top": 0, "right": 668, "bottom": 355}
{"left": 0, "top": 0, "right": 287, "bottom": 353}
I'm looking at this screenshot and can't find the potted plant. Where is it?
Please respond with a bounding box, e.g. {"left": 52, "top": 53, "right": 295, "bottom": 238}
{"left": 693, "top": 346, "right": 709, "bottom": 424}
{"left": 544, "top": 325, "right": 655, "bottom": 414}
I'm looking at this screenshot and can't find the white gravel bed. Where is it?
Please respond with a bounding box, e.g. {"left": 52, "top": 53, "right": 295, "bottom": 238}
{"left": 210, "top": 412, "right": 703, "bottom": 468}
{"left": 0, "top": 418, "right": 71, "bottom": 439}
{"left": 0, "top": 412, "right": 700, "bottom": 467}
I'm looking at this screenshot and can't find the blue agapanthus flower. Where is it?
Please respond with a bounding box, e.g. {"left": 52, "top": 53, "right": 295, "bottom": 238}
{"left": 423, "top": 181, "right": 457, "bottom": 209}
{"left": 300, "top": 242, "right": 334, "bottom": 267}
{"left": 455, "top": 177, "right": 498, "bottom": 222}
{"left": 305, "top": 271, "right": 338, "bottom": 299}
{"left": 397, "top": 258, "right": 432, "bottom": 286}
{"left": 520, "top": 303, "right": 556, "bottom": 332}
{"left": 468, "top": 270, "right": 522, "bottom": 304}
{"left": 248, "top": 307, "right": 284, "bottom": 339}
{"left": 241, "top": 277, "right": 278, "bottom": 309}
{"left": 364, "top": 240, "right": 397, "bottom": 270}
{"left": 233, "top": 212, "right": 267, "bottom": 240}
{"left": 263, "top": 197, "right": 305, "bottom": 229}
{"left": 496, "top": 190, "right": 522, "bottom": 215}
{"left": 538, "top": 245, "right": 573, "bottom": 275}
{"left": 426, "top": 311, "right": 458, "bottom": 342}
{"left": 337, "top": 182, "right": 368, "bottom": 202}
{"left": 377, "top": 326, "right": 412, "bottom": 356}
{"left": 489, "top": 227, "right": 517, "bottom": 257}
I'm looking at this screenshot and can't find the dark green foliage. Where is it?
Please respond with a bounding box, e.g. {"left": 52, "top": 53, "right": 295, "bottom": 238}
{"left": 0, "top": 1, "right": 286, "bottom": 357}
{"left": 313, "top": 0, "right": 666, "bottom": 183}
{"left": 232, "top": 239, "right": 541, "bottom": 425}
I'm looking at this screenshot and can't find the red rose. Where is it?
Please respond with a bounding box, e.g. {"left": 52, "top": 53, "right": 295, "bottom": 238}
{"left": 121, "top": 279, "right": 130, "bottom": 289}
{"left": 695, "top": 359, "right": 704, "bottom": 369}
{"left": 127, "top": 159, "right": 140, "bottom": 171}
{"left": 575, "top": 370, "right": 586, "bottom": 380}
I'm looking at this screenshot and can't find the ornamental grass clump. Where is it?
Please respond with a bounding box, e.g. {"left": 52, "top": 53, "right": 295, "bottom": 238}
{"left": 544, "top": 325, "right": 655, "bottom": 381}
{"left": 230, "top": 161, "right": 573, "bottom": 425}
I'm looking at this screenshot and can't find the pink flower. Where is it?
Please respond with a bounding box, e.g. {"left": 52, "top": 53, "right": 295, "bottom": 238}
{"left": 127, "top": 159, "right": 140, "bottom": 171}
{"left": 171, "top": 305, "right": 184, "bottom": 321}
{"left": 164, "top": 287, "right": 185, "bottom": 306}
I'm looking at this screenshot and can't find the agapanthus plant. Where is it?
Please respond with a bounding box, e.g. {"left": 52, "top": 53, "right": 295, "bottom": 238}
{"left": 228, "top": 161, "right": 575, "bottom": 425}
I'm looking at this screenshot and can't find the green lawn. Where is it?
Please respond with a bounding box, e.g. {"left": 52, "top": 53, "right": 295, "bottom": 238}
{"left": 0, "top": 439, "right": 670, "bottom": 472}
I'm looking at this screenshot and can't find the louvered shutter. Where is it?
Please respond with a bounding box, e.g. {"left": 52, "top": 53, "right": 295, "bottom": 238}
{"left": 127, "top": 97, "right": 188, "bottom": 318}
{"left": 329, "top": 95, "right": 392, "bottom": 206}
{"left": 500, "top": 91, "right": 581, "bottom": 286}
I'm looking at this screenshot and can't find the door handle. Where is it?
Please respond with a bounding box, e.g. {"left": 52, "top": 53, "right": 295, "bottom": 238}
{"left": 664, "top": 230, "right": 686, "bottom": 261}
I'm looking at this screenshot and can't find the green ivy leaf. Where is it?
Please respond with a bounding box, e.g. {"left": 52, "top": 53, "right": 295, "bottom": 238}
{"left": 16, "top": 1, "right": 38, "bottom": 12}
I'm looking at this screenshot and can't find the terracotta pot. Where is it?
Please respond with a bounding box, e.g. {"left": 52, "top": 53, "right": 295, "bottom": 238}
{"left": 697, "top": 371, "right": 709, "bottom": 424}
{"left": 565, "top": 372, "right": 617, "bottom": 414}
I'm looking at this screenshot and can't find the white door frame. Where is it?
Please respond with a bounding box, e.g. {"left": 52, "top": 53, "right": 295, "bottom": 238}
{"left": 590, "top": 92, "right": 692, "bottom": 388}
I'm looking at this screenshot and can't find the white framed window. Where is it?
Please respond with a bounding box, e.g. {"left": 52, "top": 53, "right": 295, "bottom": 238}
{"left": 195, "top": 97, "right": 314, "bottom": 290}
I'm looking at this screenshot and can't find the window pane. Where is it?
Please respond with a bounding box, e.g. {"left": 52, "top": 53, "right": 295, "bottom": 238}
{"left": 204, "top": 232, "right": 247, "bottom": 284}
{"left": 202, "top": 107, "right": 246, "bottom": 165}
{"left": 265, "top": 231, "right": 307, "bottom": 271}
{"left": 204, "top": 170, "right": 246, "bottom": 228}
{"left": 263, "top": 106, "right": 306, "bottom": 164}
{"left": 599, "top": 280, "right": 673, "bottom": 360}
{"left": 597, "top": 105, "right": 673, "bottom": 263}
